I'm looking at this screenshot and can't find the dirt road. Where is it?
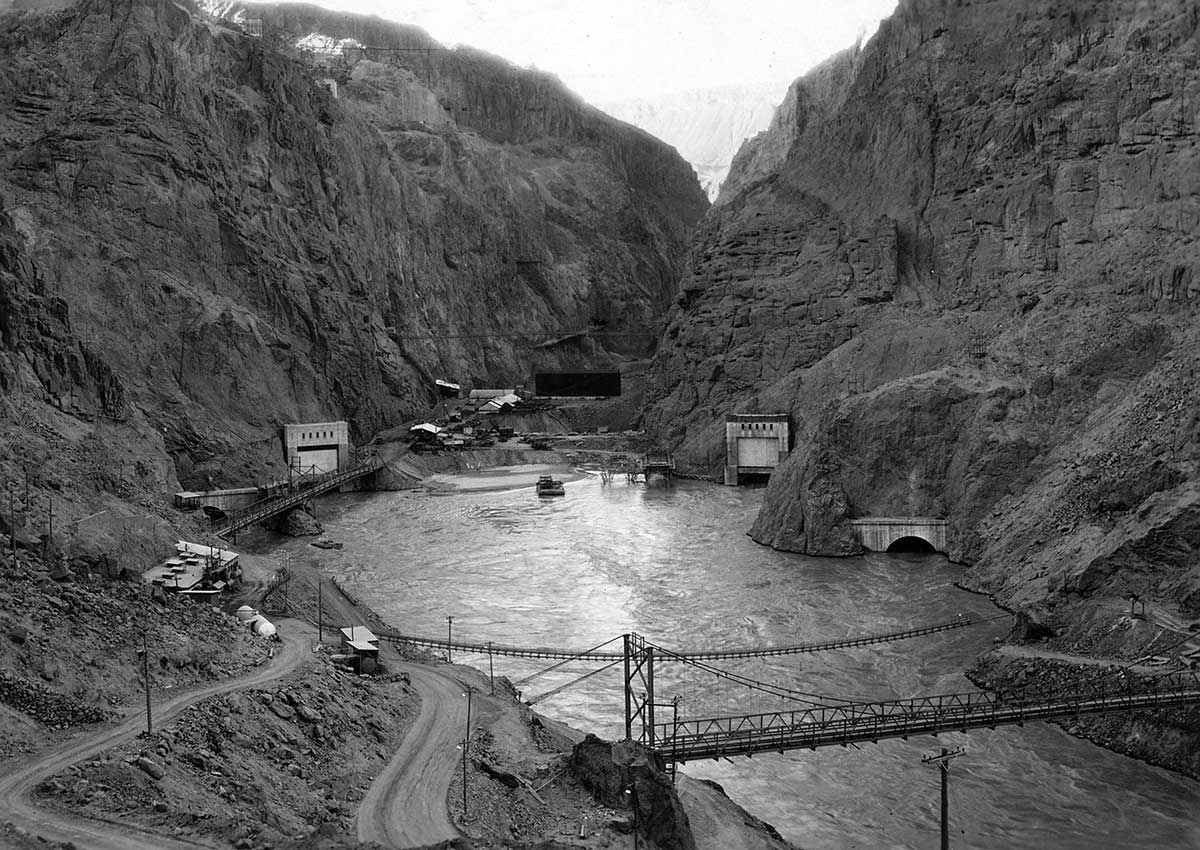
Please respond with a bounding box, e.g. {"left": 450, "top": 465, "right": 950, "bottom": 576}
{"left": 355, "top": 663, "right": 467, "bottom": 847}
{"left": 315, "top": 576, "right": 466, "bottom": 849}
{"left": 0, "top": 623, "right": 312, "bottom": 850}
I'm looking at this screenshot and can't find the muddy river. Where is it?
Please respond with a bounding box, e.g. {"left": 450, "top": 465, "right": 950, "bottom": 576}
{"left": 262, "top": 468, "right": 1200, "bottom": 849}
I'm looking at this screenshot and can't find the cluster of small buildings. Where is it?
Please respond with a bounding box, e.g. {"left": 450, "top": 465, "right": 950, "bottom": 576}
{"left": 143, "top": 541, "right": 242, "bottom": 598}
{"left": 409, "top": 385, "right": 535, "bottom": 453}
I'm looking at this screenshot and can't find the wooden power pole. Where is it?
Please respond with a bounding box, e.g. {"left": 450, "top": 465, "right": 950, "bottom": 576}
{"left": 922, "top": 746, "right": 965, "bottom": 850}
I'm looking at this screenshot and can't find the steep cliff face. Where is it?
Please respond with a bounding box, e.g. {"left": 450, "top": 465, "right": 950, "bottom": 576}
{"left": 0, "top": 0, "right": 706, "bottom": 523}
{"left": 642, "top": 0, "right": 1200, "bottom": 621}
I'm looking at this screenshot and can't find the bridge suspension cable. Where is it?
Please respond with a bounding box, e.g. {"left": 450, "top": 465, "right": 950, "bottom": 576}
{"left": 660, "top": 614, "right": 1009, "bottom": 661}
{"left": 514, "top": 635, "right": 625, "bottom": 687}
{"left": 527, "top": 659, "right": 623, "bottom": 705}
{"left": 648, "top": 643, "right": 850, "bottom": 707}
{"left": 377, "top": 614, "right": 1005, "bottom": 662}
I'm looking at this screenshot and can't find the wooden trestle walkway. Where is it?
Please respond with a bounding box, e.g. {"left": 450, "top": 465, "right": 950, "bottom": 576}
{"left": 375, "top": 614, "right": 1000, "bottom": 661}
{"left": 652, "top": 672, "right": 1200, "bottom": 762}
{"left": 213, "top": 454, "right": 384, "bottom": 538}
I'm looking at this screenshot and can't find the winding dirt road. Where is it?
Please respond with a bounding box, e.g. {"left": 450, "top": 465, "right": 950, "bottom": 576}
{"left": 0, "top": 623, "right": 312, "bottom": 850}
{"left": 355, "top": 662, "right": 467, "bottom": 848}
{"left": 310, "top": 573, "right": 465, "bottom": 849}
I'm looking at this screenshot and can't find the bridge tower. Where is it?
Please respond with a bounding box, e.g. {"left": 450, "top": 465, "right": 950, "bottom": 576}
{"left": 623, "top": 633, "right": 656, "bottom": 746}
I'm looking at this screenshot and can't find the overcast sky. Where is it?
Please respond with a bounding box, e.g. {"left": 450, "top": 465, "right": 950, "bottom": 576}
{"left": 315, "top": 0, "right": 900, "bottom": 101}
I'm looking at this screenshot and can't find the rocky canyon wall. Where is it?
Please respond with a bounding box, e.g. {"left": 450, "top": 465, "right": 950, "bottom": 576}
{"left": 0, "top": 0, "right": 705, "bottom": 565}
{"left": 642, "top": 0, "right": 1200, "bottom": 622}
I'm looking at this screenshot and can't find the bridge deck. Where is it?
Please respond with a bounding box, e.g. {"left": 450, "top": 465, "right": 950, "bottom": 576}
{"left": 214, "top": 456, "right": 383, "bottom": 537}
{"left": 653, "top": 673, "right": 1200, "bottom": 761}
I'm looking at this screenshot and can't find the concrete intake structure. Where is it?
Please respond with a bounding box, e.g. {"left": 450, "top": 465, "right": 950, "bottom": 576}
{"left": 849, "top": 517, "right": 948, "bottom": 553}
{"left": 724, "top": 414, "right": 789, "bottom": 485}
{"left": 284, "top": 421, "right": 350, "bottom": 475}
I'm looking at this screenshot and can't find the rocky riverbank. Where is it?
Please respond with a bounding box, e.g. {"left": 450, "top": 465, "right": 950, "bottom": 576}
{"left": 969, "top": 651, "right": 1200, "bottom": 780}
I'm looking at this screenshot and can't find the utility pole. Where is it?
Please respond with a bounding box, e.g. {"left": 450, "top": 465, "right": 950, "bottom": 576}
{"left": 317, "top": 582, "right": 323, "bottom": 643}
{"left": 8, "top": 484, "right": 15, "bottom": 569}
{"left": 922, "top": 746, "right": 965, "bottom": 850}
{"left": 43, "top": 494, "right": 52, "bottom": 563}
{"left": 139, "top": 632, "right": 152, "bottom": 734}
{"left": 625, "top": 784, "right": 641, "bottom": 849}
{"left": 446, "top": 615, "right": 454, "bottom": 663}
{"left": 462, "top": 685, "right": 475, "bottom": 819}
{"left": 487, "top": 641, "right": 495, "bottom": 695}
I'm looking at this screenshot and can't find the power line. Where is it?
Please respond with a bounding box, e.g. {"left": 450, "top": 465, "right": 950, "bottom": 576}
{"left": 391, "top": 329, "right": 658, "bottom": 340}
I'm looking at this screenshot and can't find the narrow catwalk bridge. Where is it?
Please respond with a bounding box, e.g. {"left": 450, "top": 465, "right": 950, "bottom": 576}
{"left": 214, "top": 454, "right": 384, "bottom": 539}
{"left": 652, "top": 672, "right": 1200, "bottom": 762}
{"left": 375, "top": 614, "right": 1000, "bottom": 662}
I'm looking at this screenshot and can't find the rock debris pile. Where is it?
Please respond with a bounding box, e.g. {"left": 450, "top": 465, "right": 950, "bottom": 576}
{"left": 0, "top": 543, "right": 267, "bottom": 760}
{"left": 40, "top": 657, "right": 418, "bottom": 849}
{"left": 0, "top": 671, "right": 109, "bottom": 728}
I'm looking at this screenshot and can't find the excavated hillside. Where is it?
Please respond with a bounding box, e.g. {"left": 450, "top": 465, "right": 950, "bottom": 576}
{"left": 642, "top": 0, "right": 1200, "bottom": 631}
{"left": 0, "top": 0, "right": 706, "bottom": 564}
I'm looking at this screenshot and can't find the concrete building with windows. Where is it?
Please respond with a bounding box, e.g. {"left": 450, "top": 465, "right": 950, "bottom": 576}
{"left": 724, "top": 413, "right": 790, "bottom": 485}
{"left": 284, "top": 421, "right": 350, "bottom": 475}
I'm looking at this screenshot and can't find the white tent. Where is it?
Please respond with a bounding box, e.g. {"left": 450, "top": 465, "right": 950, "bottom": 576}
{"left": 409, "top": 422, "right": 442, "bottom": 435}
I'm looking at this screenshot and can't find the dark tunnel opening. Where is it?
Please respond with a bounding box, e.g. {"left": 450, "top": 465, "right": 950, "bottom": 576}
{"left": 885, "top": 535, "right": 937, "bottom": 553}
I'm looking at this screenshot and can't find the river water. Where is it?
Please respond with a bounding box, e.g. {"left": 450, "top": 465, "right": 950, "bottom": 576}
{"left": 261, "top": 469, "right": 1200, "bottom": 849}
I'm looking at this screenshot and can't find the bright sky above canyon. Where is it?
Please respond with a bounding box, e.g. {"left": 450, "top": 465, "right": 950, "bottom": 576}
{"left": 322, "top": 0, "right": 900, "bottom": 101}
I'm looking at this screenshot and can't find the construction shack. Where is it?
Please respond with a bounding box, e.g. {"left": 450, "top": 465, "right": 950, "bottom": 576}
{"left": 340, "top": 625, "right": 380, "bottom": 672}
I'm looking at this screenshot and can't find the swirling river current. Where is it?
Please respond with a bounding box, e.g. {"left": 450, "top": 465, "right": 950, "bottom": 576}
{"left": 258, "top": 469, "right": 1200, "bottom": 849}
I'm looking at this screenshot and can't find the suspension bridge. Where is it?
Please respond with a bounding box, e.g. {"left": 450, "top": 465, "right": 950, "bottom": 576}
{"left": 374, "top": 613, "right": 999, "bottom": 661}
{"left": 377, "top": 618, "right": 1200, "bottom": 766}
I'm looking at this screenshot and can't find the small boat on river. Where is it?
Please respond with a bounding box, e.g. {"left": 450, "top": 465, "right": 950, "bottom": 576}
{"left": 536, "top": 475, "right": 565, "bottom": 497}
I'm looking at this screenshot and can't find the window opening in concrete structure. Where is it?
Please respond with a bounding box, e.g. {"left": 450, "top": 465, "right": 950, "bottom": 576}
{"left": 734, "top": 471, "right": 771, "bottom": 486}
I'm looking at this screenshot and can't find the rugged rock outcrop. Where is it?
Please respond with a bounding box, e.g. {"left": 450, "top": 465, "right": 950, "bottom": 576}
{"left": 0, "top": 0, "right": 705, "bottom": 548}
{"left": 642, "top": 0, "right": 1200, "bottom": 622}
{"left": 569, "top": 734, "right": 696, "bottom": 850}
